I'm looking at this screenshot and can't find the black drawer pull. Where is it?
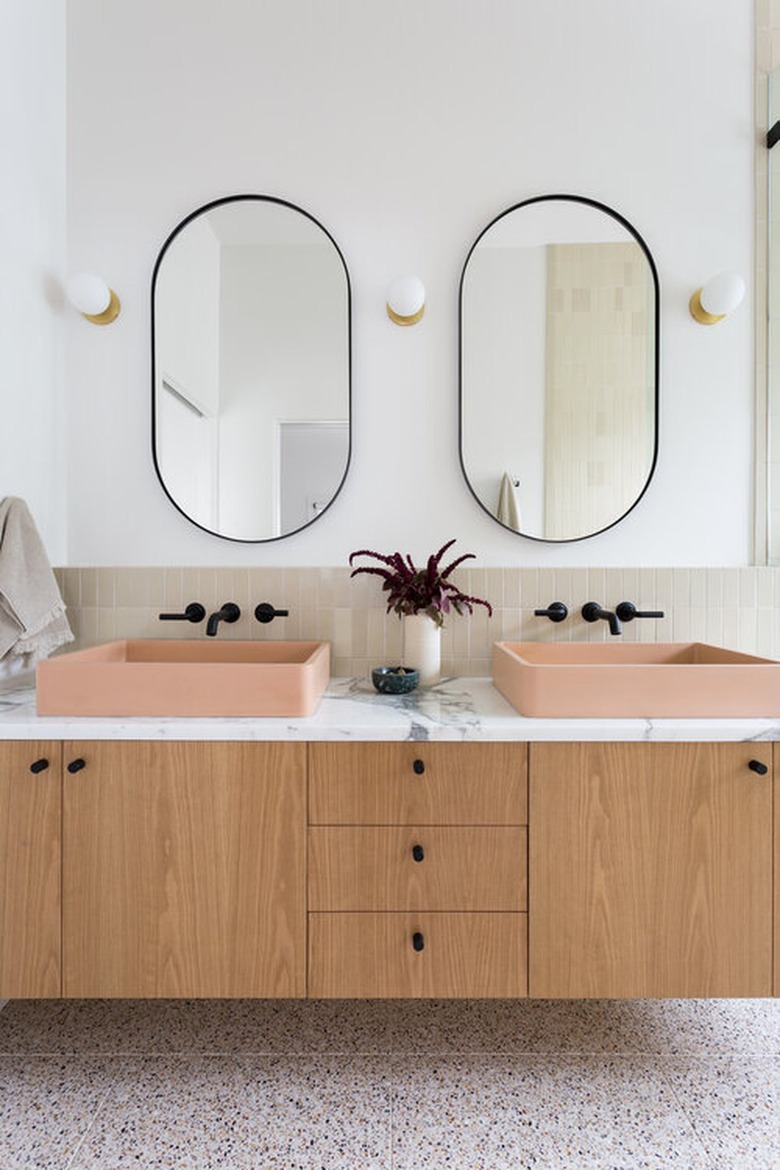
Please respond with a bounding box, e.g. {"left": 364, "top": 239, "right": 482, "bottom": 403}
{"left": 412, "top": 844, "right": 425, "bottom": 862}
{"left": 67, "top": 758, "right": 86, "bottom": 774}
{"left": 412, "top": 758, "right": 425, "bottom": 775}
{"left": 29, "top": 758, "right": 49, "bottom": 774}
{"left": 748, "top": 759, "right": 768, "bottom": 775}
{"left": 412, "top": 931, "right": 425, "bottom": 952}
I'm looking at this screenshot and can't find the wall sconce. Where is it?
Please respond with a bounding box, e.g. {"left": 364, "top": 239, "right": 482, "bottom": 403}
{"left": 386, "top": 275, "right": 425, "bottom": 326}
{"left": 66, "top": 272, "right": 121, "bottom": 325}
{"left": 689, "top": 272, "right": 745, "bottom": 325}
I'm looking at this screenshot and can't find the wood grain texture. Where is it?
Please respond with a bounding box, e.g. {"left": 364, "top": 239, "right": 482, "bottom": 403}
{"left": 775, "top": 746, "right": 779, "bottom": 997}
{"left": 308, "top": 742, "right": 527, "bottom": 825}
{"left": 63, "top": 741, "right": 306, "bottom": 998}
{"left": 309, "top": 912, "right": 527, "bottom": 998}
{"left": 309, "top": 825, "right": 526, "bottom": 911}
{"left": 0, "top": 741, "right": 61, "bottom": 997}
{"left": 529, "top": 742, "right": 773, "bottom": 998}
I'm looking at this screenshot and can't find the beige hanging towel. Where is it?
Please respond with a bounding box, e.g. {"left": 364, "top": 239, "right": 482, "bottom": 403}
{"left": 0, "top": 497, "right": 73, "bottom": 663}
{"left": 496, "top": 472, "right": 522, "bottom": 531}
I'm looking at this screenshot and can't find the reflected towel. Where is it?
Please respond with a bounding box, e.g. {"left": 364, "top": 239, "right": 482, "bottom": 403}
{"left": 0, "top": 497, "right": 73, "bottom": 663}
{"left": 496, "top": 473, "right": 522, "bottom": 531}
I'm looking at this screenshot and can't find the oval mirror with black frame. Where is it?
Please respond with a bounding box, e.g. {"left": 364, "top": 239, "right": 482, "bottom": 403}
{"left": 459, "top": 194, "right": 659, "bottom": 543}
{"left": 152, "top": 195, "right": 351, "bottom": 542}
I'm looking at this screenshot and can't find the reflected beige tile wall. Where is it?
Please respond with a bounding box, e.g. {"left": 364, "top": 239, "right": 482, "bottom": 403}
{"left": 56, "top": 566, "right": 780, "bottom": 679}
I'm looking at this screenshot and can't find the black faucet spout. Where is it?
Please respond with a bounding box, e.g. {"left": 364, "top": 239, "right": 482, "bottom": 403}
{"left": 206, "top": 602, "right": 241, "bottom": 637}
{"left": 581, "top": 602, "right": 622, "bottom": 636}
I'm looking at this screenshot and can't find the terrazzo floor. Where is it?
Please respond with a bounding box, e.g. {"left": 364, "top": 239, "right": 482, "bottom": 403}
{"left": 0, "top": 998, "right": 778, "bottom": 1169}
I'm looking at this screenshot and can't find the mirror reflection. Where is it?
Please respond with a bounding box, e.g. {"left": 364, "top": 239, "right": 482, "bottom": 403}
{"left": 460, "top": 195, "right": 658, "bottom": 542}
{"left": 152, "top": 196, "right": 351, "bottom": 542}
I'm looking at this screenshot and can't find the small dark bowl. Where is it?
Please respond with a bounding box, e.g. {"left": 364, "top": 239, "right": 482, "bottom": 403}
{"left": 371, "top": 666, "right": 420, "bottom": 694}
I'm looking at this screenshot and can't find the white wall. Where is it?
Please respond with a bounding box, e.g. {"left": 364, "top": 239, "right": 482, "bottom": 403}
{"left": 63, "top": 0, "right": 753, "bottom": 566}
{"left": 1, "top": 0, "right": 66, "bottom": 562}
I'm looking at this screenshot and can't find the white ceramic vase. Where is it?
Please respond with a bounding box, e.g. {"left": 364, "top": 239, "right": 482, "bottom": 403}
{"left": 403, "top": 613, "right": 441, "bottom": 684}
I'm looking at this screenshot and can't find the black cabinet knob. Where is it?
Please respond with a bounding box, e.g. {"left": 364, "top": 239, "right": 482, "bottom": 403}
{"left": 412, "top": 931, "right": 425, "bottom": 952}
{"left": 412, "top": 759, "right": 425, "bottom": 775}
{"left": 67, "top": 758, "right": 86, "bottom": 774}
{"left": 748, "top": 759, "right": 768, "bottom": 775}
{"left": 29, "top": 758, "right": 49, "bottom": 774}
{"left": 412, "top": 844, "right": 425, "bottom": 863}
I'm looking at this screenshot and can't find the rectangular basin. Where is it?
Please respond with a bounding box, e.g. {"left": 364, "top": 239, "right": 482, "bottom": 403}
{"left": 36, "top": 639, "right": 330, "bottom": 718}
{"left": 492, "top": 640, "right": 780, "bottom": 718}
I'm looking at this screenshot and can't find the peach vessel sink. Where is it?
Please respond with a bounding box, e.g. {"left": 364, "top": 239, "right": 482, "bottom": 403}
{"left": 492, "top": 640, "right": 780, "bottom": 718}
{"left": 36, "top": 639, "right": 330, "bottom": 717}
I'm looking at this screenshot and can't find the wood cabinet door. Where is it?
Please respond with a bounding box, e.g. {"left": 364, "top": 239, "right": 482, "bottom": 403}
{"left": 309, "top": 912, "right": 527, "bottom": 998}
{"left": 529, "top": 742, "right": 773, "bottom": 998}
{"left": 775, "top": 745, "right": 780, "bottom": 997}
{"left": 309, "top": 825, "right": 527, "bottom": 911}
{"left": 63, "top": 741, "right": 306, "bottom": 998}
{"left": 0, "top": 741, "right": 61, "bottom": 997}
{"left": 309, "top": 742, "right": 527, "bottom": 825}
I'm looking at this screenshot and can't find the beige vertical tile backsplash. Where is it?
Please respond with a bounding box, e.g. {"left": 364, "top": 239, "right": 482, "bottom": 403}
{"left": 55, "top": 565, "right": 780, "bottom": 679}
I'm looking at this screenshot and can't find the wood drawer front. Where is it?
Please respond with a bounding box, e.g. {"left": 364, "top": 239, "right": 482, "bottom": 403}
{"left": 308, "top": 912, "right": 527, "bottom": 998}
{"left": 309, "top": 826, "right": 527, "bottom": 911}
{"left": 308, "top": 743, "right": 527, "bottom": 825}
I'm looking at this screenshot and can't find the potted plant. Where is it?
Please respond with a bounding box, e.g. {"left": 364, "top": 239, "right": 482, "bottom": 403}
{"left": 349, "top": 538, "right": 492, "bottom": 683}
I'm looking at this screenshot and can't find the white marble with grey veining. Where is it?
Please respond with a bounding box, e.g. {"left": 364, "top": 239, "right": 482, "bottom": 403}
{"left": 0, "top": 676, "right": 778, "bottom": 741}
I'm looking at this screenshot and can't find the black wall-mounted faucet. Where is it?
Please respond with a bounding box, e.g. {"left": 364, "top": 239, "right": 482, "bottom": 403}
{"left": 206, "top": 602, "right": 241, "bottom": 637}
{"left": 582, "top": 602, "right": 622, "bottom": 636}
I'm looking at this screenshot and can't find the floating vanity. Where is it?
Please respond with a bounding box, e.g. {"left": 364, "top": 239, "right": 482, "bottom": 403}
{"left": 0, "top": 676, "right": 777, "bottom": 1002}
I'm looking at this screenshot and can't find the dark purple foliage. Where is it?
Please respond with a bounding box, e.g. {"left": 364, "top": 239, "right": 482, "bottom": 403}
{"left": 349, "top": 538, "right": 493, "bottom": 627}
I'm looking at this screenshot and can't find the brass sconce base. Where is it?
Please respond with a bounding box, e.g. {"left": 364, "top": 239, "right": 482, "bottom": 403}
{"left": 689, "top": 289, "right": 724, "bottom": 325}
{"left": 386, "top": 303, "right": 425, "bottom": 326}
{"left": 83, "top": 288, "right": 121, "bottom": 325}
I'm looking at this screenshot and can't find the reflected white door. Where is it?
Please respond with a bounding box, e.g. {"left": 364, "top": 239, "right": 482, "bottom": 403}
{"left": 278, "top": 421, "right": 348, "bottom": 533}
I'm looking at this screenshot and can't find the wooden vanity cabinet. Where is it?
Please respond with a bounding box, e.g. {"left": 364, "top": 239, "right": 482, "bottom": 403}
{"left": 775, "top": 744, "right": 780, "bottom": 997}
{"left": 62, "top": 741, "right": 306, "bottom": 998}
{"left": 2, "top": 733, "right": 775, "bottom": 1002}
{"left": 307, "top": 742, "right": 528, "bottom": 997}
{"left": 0, "top": 741, "right": 61, "bottom": 998}
{"left": 529, "top": 742, "right": 774, "bottom": 998}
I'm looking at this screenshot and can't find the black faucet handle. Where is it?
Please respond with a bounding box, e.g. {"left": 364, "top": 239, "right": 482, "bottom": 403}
{"left": 533, "top": 602, "right": 568, "bottom": 623}
{"left": 254, "top": 602, "right": 290, "bottom": 624}
{"left": 158, "top": 602, "right": 206, "bottom": 623}
{"left": 615, "top": 601, "right": 665, "bottom": 622}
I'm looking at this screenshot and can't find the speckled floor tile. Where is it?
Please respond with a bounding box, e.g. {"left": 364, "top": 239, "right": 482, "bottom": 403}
{"left": 0, "top": 999, "right": 394, "bottom": 1054}
{"left": 391, "top": 1054, "right": 713, "bottom": 1169}
{"left": 664, "top": 1053, "right": 780, "bottom": 1169}
{"left": 0, "top": 999, "right": 203, "bottom": 1053}
{"left": 384, "top": 998, "right": 780, "bottom": 1055}
{"left": 0, "top": 1055, "right": 117, "bottom": 1169}
{"left": 618, "top": 998, "right": 780, "bottom": 1055}
{"left": 383, "top": 998, "right": 645, "bottom": 1053}
{"left": 70, "top": 1054, "right": 392, "bottom": 1169}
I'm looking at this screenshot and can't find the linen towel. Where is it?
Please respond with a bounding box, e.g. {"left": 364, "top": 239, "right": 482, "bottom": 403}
{"left": 0, "top": 497, "right": 73, "bottom": 663}
{"left": 496, "top": 472, "right": 522, "bottom": 531}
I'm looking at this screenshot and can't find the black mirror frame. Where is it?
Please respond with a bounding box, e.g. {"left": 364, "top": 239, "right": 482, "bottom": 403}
{"left": 151, "top": 193, "right": 352, "bottom": 544}
{"left": 458, "top": 193, "right": 660, "bottom": 543}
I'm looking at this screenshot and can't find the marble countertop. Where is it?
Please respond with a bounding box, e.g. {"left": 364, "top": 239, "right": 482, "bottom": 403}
{"left": 0, "top": 677, "right": 777, "bottom": 742}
